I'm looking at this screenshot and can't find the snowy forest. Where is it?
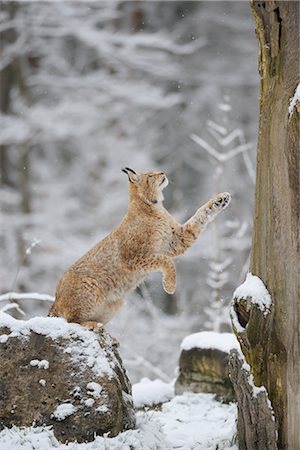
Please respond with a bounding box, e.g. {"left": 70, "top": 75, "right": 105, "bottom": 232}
{"left": 0, "top": 1, "right": 299, "bottom": 450}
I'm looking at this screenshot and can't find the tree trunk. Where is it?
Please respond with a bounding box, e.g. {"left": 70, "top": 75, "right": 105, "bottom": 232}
{"left": 0, "top": 2, "right": 17, "bottom": 186}
{"left": 230, "top": 2, "right": 299, "bottom": 449}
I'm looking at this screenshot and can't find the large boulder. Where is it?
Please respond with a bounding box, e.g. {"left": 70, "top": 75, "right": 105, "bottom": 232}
{"left": 0, "top": 312, "right": 135, "bottom": 443}
{"left": 175, "top": 331, "right": 240, "bottom": 403}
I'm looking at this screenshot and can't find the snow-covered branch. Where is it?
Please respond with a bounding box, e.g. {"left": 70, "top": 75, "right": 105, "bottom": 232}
{"left": 0, "top": 292, "right": 54, "bottom": 303}
{"left": 190, "top": 133, "right": 253, "bottom": 162}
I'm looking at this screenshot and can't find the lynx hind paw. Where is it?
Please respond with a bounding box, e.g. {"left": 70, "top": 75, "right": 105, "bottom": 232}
{"left": 163, "top": 282, "right": 176, "bottom": 295}
{"left": 212, "top": 192, "right": 231, "bottom": 211}
{"left": 163, "top": 274, "right": 176, "bottom": 294}
{"left": 81, "top": 321, "right": 104, "bottom": 333}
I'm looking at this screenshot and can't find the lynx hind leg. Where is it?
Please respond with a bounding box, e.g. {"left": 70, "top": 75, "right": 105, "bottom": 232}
{"left": 162, "top": 259, "right": 176, "bottom": 294}
{"left": 198, "top": 192, "right": 231, "bottom": 223}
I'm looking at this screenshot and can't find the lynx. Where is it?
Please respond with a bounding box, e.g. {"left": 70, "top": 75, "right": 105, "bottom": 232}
{"left": 49, "top": 168, "right": 231, "bottom": 331}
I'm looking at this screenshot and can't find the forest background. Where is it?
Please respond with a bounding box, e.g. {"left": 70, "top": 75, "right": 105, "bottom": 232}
{"left": 0, "top": 1, "right": 259, "bottom": 382}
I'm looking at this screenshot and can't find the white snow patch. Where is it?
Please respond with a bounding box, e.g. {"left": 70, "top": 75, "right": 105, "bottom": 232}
{"left": 181, "top": 331, "right": 240, "bottom": 353}
{"left": 84, "top": 398, "right": 95, "bottom": 408}
{"left": 30, "top": 359, "right": 49, "bottom": 370}
{"left": 0, "top": 392, "right": 237, "bottom": 450}
{"left": 86, "top": 356, "right": 96, "bottom": 368}
{"left": 51, "top": 403, "right": 76, "bottom": 421}
{"left": 86, "top": 382, "right": 102, "bottom": 399}
{"left": 71, "top": 386, "right": 82, "bottom": 399}
{"left": 132, "top": 378, "right": 174, "bottom": 408}
{"left": 0, "top": 334, "right": 8, "bottom": 343}
{"left": 0, "top": 312, "right": 115, "bottom": 377}
{"left": 158, "top": 393, "right": 237, "bottom": 449}
{"left": 233, "top": 272, "right": 272, "bottom": 314}
{"left": 39, "top": 379, "right": 46, "bottom": 387}
{"left": 95, "top": 405, "right": 109, "bottom": 413}
{"left": 288, "top": 83, "right": 300, "bottom": 116}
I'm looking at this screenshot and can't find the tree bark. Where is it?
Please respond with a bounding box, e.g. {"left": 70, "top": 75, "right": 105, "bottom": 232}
{"left": 230, "top": 2, "right": 299, "bottom": 449}
{"left": 229, "top": 351, "right": 277, "bottom": 450}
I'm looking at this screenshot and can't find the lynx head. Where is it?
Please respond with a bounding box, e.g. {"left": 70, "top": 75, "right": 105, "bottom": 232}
{"left": 122, "top": 167, "right": 168, "bottom": 205}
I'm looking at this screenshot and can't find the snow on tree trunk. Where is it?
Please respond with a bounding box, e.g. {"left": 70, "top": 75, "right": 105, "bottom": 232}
{"left": 230, "top": 2, "right": 299, "bottom": 449}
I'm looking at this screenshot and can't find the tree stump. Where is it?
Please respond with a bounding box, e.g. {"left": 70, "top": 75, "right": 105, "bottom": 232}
{"left": 230, "top": 273, "right": 278, "bottom": 449}
{"left": 175, "top": 331, "right": 239, "bottom": 403}
{"left": 229, "top": 350, "right": 277, "bottom": 450}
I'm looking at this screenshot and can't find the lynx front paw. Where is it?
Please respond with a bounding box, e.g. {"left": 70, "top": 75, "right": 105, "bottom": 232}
{"left": 197, "top": 192, "right": 231, "bottom": 225}
{"left": 211, "top": 192, "right": 231, "bottom": 211}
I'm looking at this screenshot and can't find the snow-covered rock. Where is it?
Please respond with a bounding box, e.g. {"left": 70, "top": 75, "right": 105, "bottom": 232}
{"left": 132, "top": 378, "right": 174, "bottom": 408}
{"left": 0, "top": 313, "right": 135, "bottom": 443}
{"left": 175, "top": 331, "right": 239, "bottom": 402}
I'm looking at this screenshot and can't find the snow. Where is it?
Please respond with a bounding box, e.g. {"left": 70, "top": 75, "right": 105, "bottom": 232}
{"left": 51, "top": 403, "right": 76, "bottom": 421}
{"left": 159, "top": 393, "right": 237, "bottom": 450}
{"left": 0, "top": 302, "right": 26, "bottom": 316}
{"left": 181, "top": 331, "right": 240, "bottom": 353}
{"left": 86, "top": 382, "right": 102, "bottom": 399}
{"left": 233, "top": 272, "right": 272, "bottom": 314}
{"left": 39, "top": 379, "right": 46, "bottom": 387}
{"left": 0, "top": 334, "right": 9, "bottom": 343}
{"left": 288, "top": 83, "right": 300, "bottom": 116}
{"left": 0, "top": 292, "right": 55, "bottom": 303}
{"left": 132, "top": 378, "right": 174, "bottom": 408}
{"left": 0, "top": 392, "right": 237, "bottom": 450}
{"left": 84, "top": 398, "right": 95, "bottom": 408}
{"left": 95, "top": 405, "right": 109, "bottom": 413}
{"left": 30, "top": 359, "right": 49, "bottom": 370}
{"left": 0, "top": 312, "right": 115, "bottom": 378}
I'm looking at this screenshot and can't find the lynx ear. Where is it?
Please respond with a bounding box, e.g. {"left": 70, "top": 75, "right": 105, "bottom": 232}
{"left": 122, "top": 167, "right": 140, "bottom": 183}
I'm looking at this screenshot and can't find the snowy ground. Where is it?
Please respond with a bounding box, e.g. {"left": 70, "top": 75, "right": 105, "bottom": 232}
{"left": 0, "top": 389, "right": 237, "bottom": 450}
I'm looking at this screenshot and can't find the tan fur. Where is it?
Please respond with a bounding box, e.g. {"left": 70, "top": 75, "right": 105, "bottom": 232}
{"left": 49, "top": 169, "right": 231, "bottom": 328}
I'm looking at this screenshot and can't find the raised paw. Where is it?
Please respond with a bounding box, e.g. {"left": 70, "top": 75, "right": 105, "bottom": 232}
{"left": 211, "top": 192, "right": 231, "bottom": 212}
{"left": 206, "top": 192, "right": 231, "bottom": 215}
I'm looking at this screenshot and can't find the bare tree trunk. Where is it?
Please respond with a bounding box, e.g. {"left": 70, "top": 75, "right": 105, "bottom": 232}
{"left": 0, "top": 2, "right": 17, "bottom": 186}
{"left": 230, "top": 1, "right": 299, "bottom": 449}
{"left": 131, "top": 0, "right": 144, "bottom": 33}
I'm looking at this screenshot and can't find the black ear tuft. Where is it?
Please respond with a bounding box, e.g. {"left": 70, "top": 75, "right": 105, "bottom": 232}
{"left": 125, "top": 167, "right": 136, "bottom": 175}
{"left": 122, "top": 167, "right": 139, "bottom": 183}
